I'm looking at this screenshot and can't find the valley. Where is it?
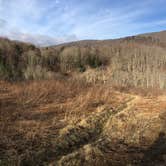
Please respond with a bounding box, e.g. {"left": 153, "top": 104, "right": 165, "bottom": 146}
{"left": 0, "top": 31, "right": 166, "bottom": 165}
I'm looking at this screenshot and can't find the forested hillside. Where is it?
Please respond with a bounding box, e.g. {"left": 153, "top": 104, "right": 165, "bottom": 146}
{"left": 1, "top": 31, "right": 166, "bottom": 165}
{"left": 0, "top": 31, "right": 166, "bottom": 89}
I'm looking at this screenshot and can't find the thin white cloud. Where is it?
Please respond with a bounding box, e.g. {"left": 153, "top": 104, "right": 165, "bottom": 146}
{"left": 0, "top": 0, "right": 78, "bottom": 46}
{"left": 0, "top": 19, "right": 77, "bottom": 46}
{"left": 0, "top": 0, "right": 166, "bottom": 45}
{"left": 8, "top": 32, "right": 77, "bottom": 46}
{"left": 55, "top": 0, "right": 60, "bottom": 4}
{"left": 1, "top": 29, "right": 77, "bottom": 46}
{"left": 69, "top": 1, "right": 166, "bottom": 39}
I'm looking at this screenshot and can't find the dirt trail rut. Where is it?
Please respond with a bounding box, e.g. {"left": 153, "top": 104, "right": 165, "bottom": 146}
{"left": 50, "top": 95, "right": 140, "bottom": 165}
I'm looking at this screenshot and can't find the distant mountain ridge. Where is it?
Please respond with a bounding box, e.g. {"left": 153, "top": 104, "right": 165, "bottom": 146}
{"left": 140, "top": 30, "right": 166, "bottom": 43}
{"left": 48, "top": 30, "right": 166, "bottom": 48}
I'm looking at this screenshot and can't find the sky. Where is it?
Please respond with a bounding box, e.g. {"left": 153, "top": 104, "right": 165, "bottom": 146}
{"left": 0, "top": 0, "right": 166, "bottom": 46}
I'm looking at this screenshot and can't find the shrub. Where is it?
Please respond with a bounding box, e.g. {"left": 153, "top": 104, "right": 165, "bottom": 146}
{"left": 24, "top": 65, "right": 52, "bottom": 80}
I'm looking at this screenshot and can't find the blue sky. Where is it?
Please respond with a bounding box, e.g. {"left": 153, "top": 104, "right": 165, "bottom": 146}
{"left": 0, "top": 0, "right": 166, "bottom": 46}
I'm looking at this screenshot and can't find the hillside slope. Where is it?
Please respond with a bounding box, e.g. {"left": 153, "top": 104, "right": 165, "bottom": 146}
{"left": 140, "top": 30, "right": 166, "bottom": 44}
{"left": 1, "top": 30, "right": 166, "bottom": 89}
{"left": 48, "top": 31, "right": 166, "bottom": 89}
{"left": 0, "top": 31, "right": 166, "bottom": 165}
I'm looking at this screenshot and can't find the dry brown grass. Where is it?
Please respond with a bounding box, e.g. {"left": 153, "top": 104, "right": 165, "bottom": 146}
{"left": 113, "top": 85, "right": 166, "bottom": 97}
{"left": 13, "top": 80, "right": 80, "bottom": 108}
{"left": 0, "top": 79, "right": 130, "bottom": 165}
{"left": 0, "top": 80, "right": 166, "bottom": 165}
{"left": 0, "top": 80, "right": 88, "bottom": 165}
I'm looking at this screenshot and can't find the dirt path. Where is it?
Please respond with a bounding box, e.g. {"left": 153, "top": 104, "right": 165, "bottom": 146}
{"left": 50, "top": 95, "right": 140, "bottom": 165}
{"left": 123, "top": 95, "right": 141, "bottom": 111}
{"left": 2, "top": 83, "right": 165, "bottom": 166}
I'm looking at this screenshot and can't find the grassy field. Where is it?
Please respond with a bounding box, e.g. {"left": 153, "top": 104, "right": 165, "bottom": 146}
{"left": 0, "top": 80, "right": 166, "bottom": 165}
